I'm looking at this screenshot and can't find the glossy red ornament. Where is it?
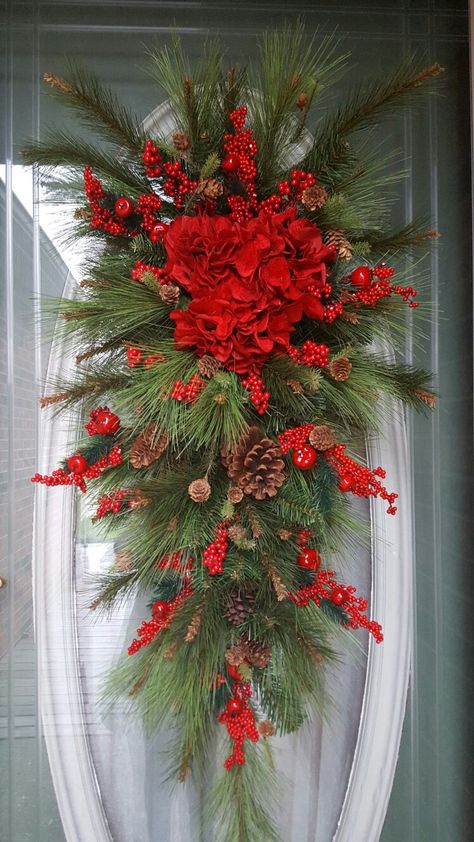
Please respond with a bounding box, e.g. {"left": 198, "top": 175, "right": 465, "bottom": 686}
{"left": 94, "top": 410, "right": 120, "bottom": 435}
{"left": 149, "top": 221, "right": 169, "bottom": 243}
{"left": 226, "top": 664, "right": 242, "bottom": 682}
{"left": 67, "top": 454, "right": 88, "bottom": 475}
{"left": 291, "top": 445, "right": 318, "bottom": 470}
{"left": 350, "top": 266, "right": 371, "bottom": 288}
{"left": 221, "top": 154, "right": 240, "bottom": 174}
{"left": 226, "top": 697, "right": 243, "bottom": 716}
{"left": 151, "top": 600, "right": 169, "bottom": 621}
{"left": 338, "top": 474, "right": 354, "bottom": 492}
{"left": 330, "top": 587, "right": 349, "bottom": 606}
{"left": 297, "top": 548, "right": 321, "bottom": 570}
{"left": 114, "top": 197, "right": 134, "bottom": 219}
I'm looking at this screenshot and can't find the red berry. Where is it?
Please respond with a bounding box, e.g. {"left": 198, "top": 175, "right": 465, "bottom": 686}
{"left": 67, "top": 454, "right": 88, "bottom": 475}
{"left": 94, "top": 410, "right": 120, "bottom": 435}
{"left": 338, "top": 474, "right": 353, "bottom": 492}
{"left": 221, "top": 154, "right": 240, "bottom": 174}
{"left": 297, "top": 548, "right": 321, "bottom": 570}
{"left": 226, "top": 664, "right": 242, "bottom": 682}
{"left": 151, "top": 601, "right": 169, "bottom": 621}
{"left": 331, "top": 587, "right": 349, "bottom": 606}
{"left": 291, "top": 445, "right": 318, "bottom": 470}
{"left": 350, "top": 266, "right": 371, "bottom": 288}
{"left": 149, "top": 221, "right": 169, "bottom": 243}
{"left": 226, "top": 698, "right": 243, "bottom": 716}
{"left": 114, "top": 197, "right": 134, "bottom": 219}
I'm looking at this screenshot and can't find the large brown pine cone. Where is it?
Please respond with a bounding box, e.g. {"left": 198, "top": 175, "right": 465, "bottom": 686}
{"left": 130, "top": 423, "right": 168, "bottom": 468}
{"left": 222, "top": 426, "right": 286, "bottom": 500}
{"left": 247, "top": 641, "right": 271, "bottom": 669}
{"left": 225, "top": 590, "right": 256, "bottom": 625}
{"left": 323, "top": 228, "right": 353, "bottom": 261}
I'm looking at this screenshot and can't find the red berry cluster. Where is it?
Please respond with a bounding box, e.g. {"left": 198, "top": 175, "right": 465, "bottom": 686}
{"left": 162, "top": 160, "right": 198, "bottom": 209}
{"left": 93, "top": 487, "right": 140, "bottom": 520}
{"left": 131, "top": 261, "right": 168, "bottom": 285}
{"left": 287, "top": 341, "right": 330, "bottom": 368}
{"left": 277, "top": 168, "right": 316, "bottom": 201}
{"left": 127, "top": 584, "right": 192, "bottom": 655}
{"left": 289, "top": 567, "right": 383, "bottom": 643}
{"left": 223, "top": 106, "right": 258, "bottom": 220}
{"left": 218, "top": 682, "right": 259, "bottom": 769}
{"left": 143, "top": 139, "right": 163, "bottom": 178}
{"left": 170, "top": 373, "right": 206, "bottom": 403}
{"left": 83, "top": 166, "right": 128, "bottom": 237}
{"left": 136, "top": 193, "right": 162, "bottom": 235}
{"left": 323, "top": 300, "right": 344, "bottom": 323}
{"left": 202, "top": 522, "right": 229, "bottom": 575}
{"left": 31, "top": 445, "right": 122, "bottom": 494}
{"left": 126, "top": 348, "right": 164, "bottom": 369}
{"left": 277, "top": 423, "right": 315, "bottom": 454}
{"left": 157, "top": 552, "right": 193, "bottom": 575}
{"left": 350, "top": 264, "right": 419, "bottom": 309}
{"left": 326, "top": 443, "right": 398, "bottom": 514}
{"left": 84, "top": 406, "right": 120, "bottom": 436}
{"left": 241, "top": 372, "right": 270, "bottom": 415}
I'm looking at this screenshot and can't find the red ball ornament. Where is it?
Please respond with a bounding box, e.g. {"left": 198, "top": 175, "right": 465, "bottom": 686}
{"left": 152, "top": 600, "right": 169, "bottom": 621}
{"left": 297, "top": 548, "right": 321, "bottom": 571}
{"left": 291, "top": 445, "right": 318, "bottom": 470}
{"left": 330, "top": 587, "right": 349, "bottom": 606}
{"left": 149, "top": 221, "right": 169, "bottom": 243}
{"left": 226, "top": 664, "right": 242, "bottom": 682}
{"left": 226, "top": 697, "right": 243, "bottom": 716}
{"left": 221, "top": 154, "right": 240, "bottom": 174}
{"left": 94, "top": 410, "right": 120, "bottom": 435}
{"left": 114, "top": 197, "right": 134, "bottom": 219}
{"left": 67, "top": 454, "right": 88, "bottom": 475}
{"left": 338, "top": 474, "right": 354, "bottom": 492}
{"left": 350, "top": 266, "right": 372, "bottom": 288}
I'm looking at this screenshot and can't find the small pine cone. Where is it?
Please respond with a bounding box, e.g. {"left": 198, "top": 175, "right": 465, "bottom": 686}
{"left": 197, "top": 355, "right": 222, "bottom": 378}
{"left": 114, "top": 550, "right": 134, "bottom": 572}
{"left": 188, "top": 477, "right": 211, "bottom": 503}
{"left": 228, "top": 523, "right": 248, "bottom": 544}
{"left": 341, "top": 310, "right": 359, "bottom": 325}
{"left": 43, "top": 72, "right": 73, "bottom": 94}
{"left": 309, "top": 424, "right": 336, "bottom": 451}
{"left": 164, "top": 642, "right": 178, "bottom": 660}
{"left": 74, "top": 207, "right": 90, "bottom": 220}
{"left": 415, "top": 388, "right": 437, "bottom": 409}
{"left": 222, "top": 426, "right": 286, "bottom": 500}
{"left": 184, "top": 606, "right": 202, "bottom": 642}
{"left": 225, "top": 590, "right": 256, "bottom": 625}
{"left": 296, "top": 92, "right": 309, "bottom": 110}
{"left": 328, "top": 357, "right": 352, "bottom": 382}
{"left": 323, "top": 228, "right": 353, "bottom": 261}
{"left": 214, "top": 393, "right": 227, "bottom": 405}
{"left": 277, "top": 528, "right": 292, "bottom": 541}
{"left": 287, "top": 378, "right": 304, "bottom": 394}
{"left": 301, "top": 185, "right": 327, "bottom": 212}
{"left": 197, "top": 178, "right": 224, "bottom": 199}
{"left": 130, "top": 423, "right": 168, "bottom": 468}
{"left": 227, "top": 486, "right": 244, "bottom": 504}
{"left": 258, "top": 720, "right": 276, "bottom": 738}
{"left": 159, "top": 284, "right": 180, "bottom": 306}
{"left": 247, "top": 641, "right": 271, "bottom": 669}
{"left": 225, "top": 641, "right": 249, "bottom": 666}
{"left": 128, "top": 490, "right": 151, "bottom": 510}
{"left": 269, "top": 567, "right": 288, "bottom": 601}
{"left": 172, "top": 130, "right": 190, "bottom": 152}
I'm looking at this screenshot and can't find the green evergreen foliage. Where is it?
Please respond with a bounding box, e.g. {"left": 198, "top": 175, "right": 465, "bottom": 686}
{"left": 28, "top": 29, "right": 439, "bottom": 841}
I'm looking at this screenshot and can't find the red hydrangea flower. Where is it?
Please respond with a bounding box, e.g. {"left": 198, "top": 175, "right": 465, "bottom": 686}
{"left": 166, "top": 208, "right": 334, "bottom": 374}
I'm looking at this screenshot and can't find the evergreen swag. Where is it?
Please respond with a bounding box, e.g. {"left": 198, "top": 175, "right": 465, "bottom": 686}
{"left": 27, "top": 27, "right": 440, "bottom": 841}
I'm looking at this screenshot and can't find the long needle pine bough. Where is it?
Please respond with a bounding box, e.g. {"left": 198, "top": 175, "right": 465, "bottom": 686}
{"left": 26, "top": 28, "right": 440, "bottom": 842}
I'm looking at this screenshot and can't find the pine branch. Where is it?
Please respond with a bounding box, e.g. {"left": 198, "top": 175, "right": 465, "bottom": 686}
{"left": 368, "top": 221, "right": 440, "bottom": 254}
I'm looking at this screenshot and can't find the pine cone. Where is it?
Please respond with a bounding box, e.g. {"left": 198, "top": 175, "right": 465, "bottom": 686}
{"left": 341, "top": 310, "right": 359, "bottom": 325}
{"left": 172, "top": 130, "right": 190, "bottom": 152}
{"left": 225, "top": 590, "right": 256, "bottom": 625}
{"left": 225, "top": 641, "right": 249, "bottom": 666}
{"left": 184, "top": 606, "right": 203, "bottom": 642}
{"left": 301, "top": 185, "right": 327, "bottom": 212}
{"left": 114, "top": 550, "right": 134, "bottom": 572}
{"left": 277, "top": 528, "right": 292, "bottom": 541}
{"left": 287, "top": 378, "right": 304, "bottom": 394}
{"left": 328, "top": 357, "right": 352, "bottom": 382}
{"left": 258, "top": 720, "right": 276, "bottom": 738}
{"left": 222, "top": 426, "right": 286, "bottom": 500}
{"left": 130, "top": 423, "right": 168, "bottom": 468}
{"left": 323, "top": 229, "right": 353, "bottom": 261}
{"left": 296, "top": 92, "right": 309, "bottom": 110}
{"left": 188, "top": 477, "right": 211, "bottom": 503}
{"left": 247, "top": 640, "right": 271, "bottom": 669}
{"left": 159, "top": 284, "right": 180, "bottom": 306}
{"left": 197, "top": 178, "right": 224, "bottom": 199}
{"left": 415, "top": 388, "right": 437, "bottom": 408}
{"left": 309, "top": 424, "right": 336, "bottom": 451}
{"left": 227, "top": 523, "right": 248, "bottom": 544}
{"left": 197, "top": 354, "right": 222, "bottom": 378}
{"left": 227, "top": 486, "right": 244, "bottom": 504}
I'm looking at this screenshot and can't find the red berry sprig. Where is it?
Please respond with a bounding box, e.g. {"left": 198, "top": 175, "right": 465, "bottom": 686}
{"left": 202, "top": 522, "right": 229, "bottom": 575}
{"left": 85, "top": 406, "right": 120, "bottom": 436}
{"left": 218, "top": 681, "right": 260, "bottom": 769}
{"left": 136, "top": 193, "right": 163, "bottom": 236}
{"left": 277, "top": 423, "right": 314, "bottom": 454}
{"left": 349, "top": 264, "right": 419, "bottom": 309}
{"left": 326, "top": 443, "right": 398, "bottom": 514}
{"left": 31, "top": 445, "right": 122, "bottom": 493}
{"left": 126, "top": 347, "right": 165, "bottom": 369}
{"left": 93, "top": 487, "right": 143, "bottom": 521}
{"left": 287, "top": 341, "right": 330, "bottom": 368}
{"left": 127, "top": 584, "right": 192, "bottom": 655}
{"left": 131, "top": 261, "right": 168, "bottom": 285}
{"left": 143, "top": 139, "right": 163, "bottom": 178}
{"left": 170, "top": 373, "right": 206, "bottom": 403}
{"left": 241, "top": 372, "right": 270, "bottom": 415}
{"left": 83, "top": 166, "right": 128, "bottom": 238}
